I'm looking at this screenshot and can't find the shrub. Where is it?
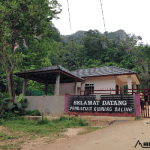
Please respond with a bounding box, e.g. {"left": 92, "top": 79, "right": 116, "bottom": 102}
{"left": 0, "top": 93, "right": 29, "bottom": 119}
{"left": 0, "top": 97, "right": 14, "bottom": 117}
{"left": 33, "top": 109, "right": 41, "bottom": 116}
{"left": 0, "top": 92, "right": 9, "bottom": 100}
{"left": 2, "top": 111, "right": 18, "bottom": 120}
{"left": 16, "top": 94, "right": 29, "bottom": 110}
{"left": 59, "top": 116, "right": 69, "bottom": 121}
{"left": 78, "top": 119, "right": 88, "bottom": 126}
{"left": 24, "top": 110, "right": 33, "bottom": 116}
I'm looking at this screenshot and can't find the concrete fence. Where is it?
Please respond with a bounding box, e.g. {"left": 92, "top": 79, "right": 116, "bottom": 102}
{"left": 15, "top": 95, "right": 65, "bottom": 116}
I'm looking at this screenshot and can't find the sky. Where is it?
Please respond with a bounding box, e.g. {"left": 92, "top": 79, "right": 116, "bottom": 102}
{"left": 52, "top": 0, "right": 150, "bottom": 45}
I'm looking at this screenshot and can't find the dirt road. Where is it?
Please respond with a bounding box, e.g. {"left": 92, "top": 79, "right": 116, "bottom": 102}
{"left": 34, "top": 119, "right": 150, "bottom": 150}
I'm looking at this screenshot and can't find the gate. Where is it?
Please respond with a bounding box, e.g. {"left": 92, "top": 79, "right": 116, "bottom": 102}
{"left": 80, "top": 88, "right": 150, "bottom": 118}
{"left": 140, "top": 89, "right": 150, "bottom": 118}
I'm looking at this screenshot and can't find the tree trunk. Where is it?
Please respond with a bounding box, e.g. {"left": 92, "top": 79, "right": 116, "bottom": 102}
{"left": 5, "top": 72, "right": 15, "bottom": 101}
{"left": 6, "top": 73, "right": 12, "bottom": 97}
{"left": 4, "top": 65, "right": 15, "bottom": 102}
{"left": 10, "top": 72, "right": 15, "bottom": 102}
{"left": 142, "top": 59, "right": 149, "bottom": 88}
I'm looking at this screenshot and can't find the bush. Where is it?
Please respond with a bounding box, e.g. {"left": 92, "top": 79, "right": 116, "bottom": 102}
{"left": 0, "top": 97, "right": 14, "bottom": 117}
{"left": 78, "top": 119, "right": 88, "bottom": 126}
{"left": 24, "top": 110, "right": 33, "bottom": 116}
{"left": 0, "top": 92, "right": 9, "bottom": 100}
{"left": 59, "top": 116, "right": 69, "bottom": 121}
{"left": 0, "top": 93, "right": 29, "bottom": 118}
{"left": 2, "top": 111, "right": 18, "bottom": 120}
{"left": 32, "top": 109, "right": 41, "bottom": 116}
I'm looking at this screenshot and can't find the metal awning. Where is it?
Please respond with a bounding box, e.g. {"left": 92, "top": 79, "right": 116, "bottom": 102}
{"left": 14, "top": 65, "right": 84, "bottom": 84}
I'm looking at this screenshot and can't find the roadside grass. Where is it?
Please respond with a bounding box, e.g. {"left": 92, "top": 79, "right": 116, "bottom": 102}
{"left": 78, "top": 126, "right": 105, "bottom": 135}
{"left": 0, "top": 132, "right": 19, "bottom": 141}
{"left": 135, "top": 116, "right": 144, "bottom": 120}
{"left": 0, "top": 143, "right": 22, "bottom": 150}
{"left": 0, "top": 116, "right": 89, "bottom": 150}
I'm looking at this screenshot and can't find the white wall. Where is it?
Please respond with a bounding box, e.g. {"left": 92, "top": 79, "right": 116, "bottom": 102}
{"left": 81, "top": 76, "right": 116, "bottom": 95}
{"left": 58, "top": 76, "right": 117, "bottom": 95}
{"left": 15, "top": 95, "right": 65, "bottom": 116}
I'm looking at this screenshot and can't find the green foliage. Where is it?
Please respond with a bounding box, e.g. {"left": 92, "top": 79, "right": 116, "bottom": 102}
{"left": 16, "top": 109, "right": 41, "bottom": 116}
{"left": 53, "top": 116, "right": 88, "bottom": 127}
{"left": 37, "top": 117, "right": 49, "bottom": 125}
{"left": 0, "top": 93, "right": 29, "bottom": 119}
{"left": 26, "top": 83, "right": 54, "bottom": 96}
{"left": 17, "top": 93, "right": 23, "bottom": 102}
{"left": 1, "top": 109, "right": 41, "bottom": 120}
{"left": 0, "top": 0, "right": 62, "bottom": 99}
{"left": 0, "top": 97, "right": 14, "bottom": 117}
{"left": 2, "top": 111, "right": 19, "bottom": 120}
{"left": 32, "top": 109, "right": 41, "bottom": 116}
{"left": 16, "top": 94, "right": 28, "bottom": 111}
{"left": 23, "top": 110, "right": 33, "bottom": 116}
{"left": 135, "top": 115, "right": 143, "bottom": 120}
{"left": 0, "top": 120, "right": 2, "bottom": 125}
{"left": 36, "top": 116, "right": 88, "bottom": 127}
{"left": 0, "top": 116, "right": 89, "bottom": 141}
{"left": 0, "top": 132, "right": 18, "bottom": 141}
{"left": 0, "top": 92, "right": 9, "bottom": 100}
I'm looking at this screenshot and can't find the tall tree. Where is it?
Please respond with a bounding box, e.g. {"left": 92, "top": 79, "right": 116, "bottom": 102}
{"left": 133, "top": 44, "right": 150, "bottom": 88}
{"left": 83, "top": 30, "right": 109, "bottom": 61}
{"left": 0, "top": 0, "right": 62, "bottom": 101}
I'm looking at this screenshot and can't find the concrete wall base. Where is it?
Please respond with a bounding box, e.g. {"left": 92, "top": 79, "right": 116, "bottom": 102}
{"left": 15, "top": 95, "right": 65, "bottom": 116}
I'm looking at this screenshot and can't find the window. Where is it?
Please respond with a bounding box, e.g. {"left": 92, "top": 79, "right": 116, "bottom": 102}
{"left": 85, "top": 84, "right": 94, "bottom": 95}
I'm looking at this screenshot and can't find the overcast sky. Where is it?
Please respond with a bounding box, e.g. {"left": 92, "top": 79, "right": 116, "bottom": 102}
{"left": 52, "top": 0, "right": 150, "bottom": 45}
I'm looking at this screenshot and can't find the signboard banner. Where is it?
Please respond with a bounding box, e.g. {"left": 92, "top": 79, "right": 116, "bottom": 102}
{"left": 68, "top": 95, "right": 134, "bottom": 113}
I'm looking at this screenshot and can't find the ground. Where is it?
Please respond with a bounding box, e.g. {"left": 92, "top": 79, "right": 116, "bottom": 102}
{"left": 20, "top": 128, "right": 86, "bottom": 150}
{"left": 1, "top": 118, "right": 150, "bottom": 150}
{"left": 30, "top": 118, "right": 150, "bottom": 150}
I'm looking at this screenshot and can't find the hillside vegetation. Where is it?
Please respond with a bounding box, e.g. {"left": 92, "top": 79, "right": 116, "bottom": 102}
{"left": 0, "top": 0, "right": 149, "bottom": 96}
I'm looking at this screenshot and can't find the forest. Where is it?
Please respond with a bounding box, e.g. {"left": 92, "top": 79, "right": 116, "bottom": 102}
{"left": 0, "top": 0, "right": 150, "bottom": 99}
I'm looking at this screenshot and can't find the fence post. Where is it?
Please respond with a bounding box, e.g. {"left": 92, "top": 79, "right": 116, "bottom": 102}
{"left": 133, "top": 93, "right": 136, "bottom": 117}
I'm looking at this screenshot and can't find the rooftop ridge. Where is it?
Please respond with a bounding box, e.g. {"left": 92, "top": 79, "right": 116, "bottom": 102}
{"left": 70, "top": 65, "right": 137, "bottom": 78}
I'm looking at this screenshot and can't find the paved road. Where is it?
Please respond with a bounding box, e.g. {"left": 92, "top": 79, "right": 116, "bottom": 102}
{"left": 35, "top": 119, "right": 150, "bottom": 150}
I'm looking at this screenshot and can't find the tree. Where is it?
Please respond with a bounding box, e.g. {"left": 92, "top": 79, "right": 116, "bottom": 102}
{"left": 47, "top": 24, "right": 64, "bottom": 43}
{"left": 48, "top": 40, "right": 65, "bottom": 66}
{"left": 121, "top": 34, "right": 150, "bottom": 88}
{"left": 83, "top": 30, "right": 109, "bottom": 61}
{"left": 133, "top": 44, "right": 150, "bottom": 88}
{"left": 61, "top": 40, "right": 85, "bottom": 71}
{"left": 0, "top": 0, "right": 62, "bottom": 101}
